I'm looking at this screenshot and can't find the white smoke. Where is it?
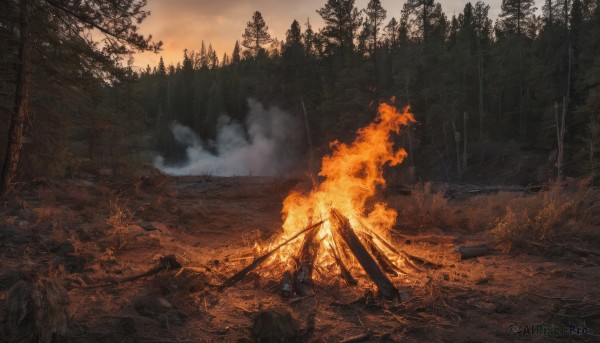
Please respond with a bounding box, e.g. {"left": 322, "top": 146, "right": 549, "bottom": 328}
{"left": 154, "top": 99, "right": 303, "bottom": 176}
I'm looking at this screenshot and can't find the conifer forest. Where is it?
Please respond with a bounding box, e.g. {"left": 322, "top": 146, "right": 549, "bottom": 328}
{"left": 1, "top": 1, "right": 600, "bottom": 342}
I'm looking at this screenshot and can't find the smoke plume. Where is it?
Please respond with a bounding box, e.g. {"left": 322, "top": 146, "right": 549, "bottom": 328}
{"left": 154, "top": 99, "right": 303, "bottom": 176}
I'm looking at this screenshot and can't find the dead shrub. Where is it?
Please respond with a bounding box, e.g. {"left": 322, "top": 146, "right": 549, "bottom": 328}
{"left": 492, "top": 178, "right": 600, "bottom": 252}
{"left": 391, "top": 182, "right": 456, "bottom": 230}
{"left": 106, "top": 198, "right": 135, "bottom": 229}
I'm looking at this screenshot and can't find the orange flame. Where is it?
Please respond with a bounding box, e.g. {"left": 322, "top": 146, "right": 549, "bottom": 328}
{"left": 260, "top": 101, "right": 415, "bottom": 279}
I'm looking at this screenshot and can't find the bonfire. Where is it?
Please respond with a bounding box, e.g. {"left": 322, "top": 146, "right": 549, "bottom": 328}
{"left": 221, "top": 100, "right": 429, "bottom": 300}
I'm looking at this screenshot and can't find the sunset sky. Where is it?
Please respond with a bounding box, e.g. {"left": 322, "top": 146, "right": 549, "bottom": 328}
{"left": 134, "top": 0, "right": 504, "bottom": 70}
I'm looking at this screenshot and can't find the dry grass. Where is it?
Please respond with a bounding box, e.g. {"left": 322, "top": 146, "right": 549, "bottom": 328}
{"left": 389, "top": 179, "right": 600, "bottom": 254}
{"left": 492, "top": 179, "right": 600, "bottom": 252}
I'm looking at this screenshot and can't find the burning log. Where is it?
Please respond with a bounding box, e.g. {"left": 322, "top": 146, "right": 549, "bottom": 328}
{"left": 360, "top": 233, "right": 403, "bottom": 275}
{"left": 220, "top": 220, "right": 325, "bottom": 289}
{"left": 330, "top": 209, "right": 398, "bottom": 300}
{"left": 328, "top": 241, "right": 358, "bottom": 286}
{"left": 281, "top": 271, "right": 293, "bottom": 298}
{"left": 294, "top": 226, "right": 320, "bottom": 296}
{"left": 360, "top": 223, "right": 442, "bottom": 270}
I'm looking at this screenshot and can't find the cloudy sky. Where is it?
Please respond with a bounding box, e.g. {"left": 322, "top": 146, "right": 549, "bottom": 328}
{"left": 134, "top": 0, "right": 504, "bottom": 69}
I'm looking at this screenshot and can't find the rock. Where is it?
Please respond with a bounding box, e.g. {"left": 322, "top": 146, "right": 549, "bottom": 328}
{"left": 156, "top": 297, "right": 172, "bottom": 309}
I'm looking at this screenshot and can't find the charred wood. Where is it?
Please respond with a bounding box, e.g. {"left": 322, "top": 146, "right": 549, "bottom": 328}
{"left": 360, "top": 233, "right": 402, "bottom": 275}
{"left": 330, "top": 209, "right": 397, "bottom": 300}
{"left": 281, "top": 271, "right": 293, "bottom": 298}
{"left": 295, "top": 226, "right": 320, "bottom": 296}
{"left": 458, "top": 244, "right": 490, "bottom": 259}
{"left": 328, "top": 241, "right": 358, "bottom": 286}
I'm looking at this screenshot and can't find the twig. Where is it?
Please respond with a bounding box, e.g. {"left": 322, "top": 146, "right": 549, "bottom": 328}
{"left": 522, "top": 290, "right": 587, "bottom": 303}
{"left": 77, "top": 255, "right": 181, "bottom": 289}
{"left": 530, "top": 241, "right": 600, "bottom": 257}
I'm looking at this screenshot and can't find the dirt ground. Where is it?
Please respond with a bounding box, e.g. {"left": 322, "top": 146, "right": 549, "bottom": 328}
{"left": 1, "top": 175, "right": 599, "bottom": 342}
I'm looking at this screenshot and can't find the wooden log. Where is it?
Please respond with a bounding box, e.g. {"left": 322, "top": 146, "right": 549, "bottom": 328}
{"left": 458, "top": 244, "right": 489, "bottom": 259}
{"left": 328, "top": 241, "right": 357, "bottom": 286}
{"left": 330, "top": 209, "right": 397, "bottom": 300}
{"left": 281, "top": 271, "right": 293, "bottom": 298}
{"left": 358, "top": 222, "right": 441, "bottom": 270}
{"left": 360, "top": 233, "right": 402, "bottom": 275}
{"left": 220, "top": 220, "right": 325, "bottom": 289}
{"left": 295, "top": 226, "right": 320, "bottom": 296}
{"left": 340, "top": 332, "right": 370, "bottom": 343}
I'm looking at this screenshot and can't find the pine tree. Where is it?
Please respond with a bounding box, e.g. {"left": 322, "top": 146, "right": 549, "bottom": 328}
{"left": 207, "top": 44, "right": 214, "bottom": 68}
{"left": 200, "top": 41, "right": 209, "bottom": 68}
{"left": 286, "top": 20, "right": 303, "bottom": 47}
{"left": 498, "top": 0, "right": 537, "bottom": 35}
{"left": 364, "top": 0, "right": 387, "bottom": 56}
{"left": 317, "top": 0, "right": 363, "bottom": 57}
{"left": 384, "top": 17, "right": 399, "bottom": 49}
{"left": 158, "top": 56, "right": 167, "bottom": 76}
{"left": 232, "top": 40, "right": 241, "bottom": 63}
{"left": 303, "top": 19, "right": 316, "bottom": 56}
{"left": 283, "top": 20, "right": 305, "bottom": 86}
{"left": 473, "top": 1, "right": 493, "bottom": 46}
{"left": 241, "top": 11, "right": 272, "bottom": 56}
{"left": 221, "top": 52, "right": 229, "bottom": 67}
{"left": 211, "top": 49, "right": 219, "bottom": 69}
{"left": 402, "top": 0, "right": 436, "bottom": 42}
{"left": 1, "top": 0, "right": 161, "bottom": 197}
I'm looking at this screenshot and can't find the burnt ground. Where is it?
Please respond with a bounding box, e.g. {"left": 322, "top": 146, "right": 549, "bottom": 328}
{"left": 0, "top": 175, "right": 599, "bottom": 342}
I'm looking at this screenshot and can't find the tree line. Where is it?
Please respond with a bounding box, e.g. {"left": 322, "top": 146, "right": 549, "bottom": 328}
{"left": 1, "top": 0, "right": 600, "bottom": 194}
{"left": 135, "top": 0, "right": 600, "bottom": 183}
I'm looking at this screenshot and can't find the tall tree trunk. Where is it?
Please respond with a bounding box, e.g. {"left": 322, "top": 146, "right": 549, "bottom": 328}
{"left": 1, "top": 0, "right": 31, "bottom": 199}
{"left": 405, "top": 75, "right": 414, "bottom": 167}
{"left": 556, "top": 97, "right": 567, "bottom": 181}
{"left": 452, "top": 121, "right": 461, "bottom": 179}
{"left": 519, "top": 43, "right": 525, "bottom": 137}
{"left": 478, "top": 53, "right": 484, "bottom": 139}
{"left": 463, "top": 112, "right": 468, "bottom": 169}
{"left": 300, "top": 95, "right": 316, "bottom": 183}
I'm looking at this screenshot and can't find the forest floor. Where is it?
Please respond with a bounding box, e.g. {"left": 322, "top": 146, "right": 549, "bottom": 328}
{"left": 1, "top": 173, "right": 599, "bottom": 342}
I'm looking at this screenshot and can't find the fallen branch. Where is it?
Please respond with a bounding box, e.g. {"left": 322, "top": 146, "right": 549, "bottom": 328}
{"left": 80, "top": 255, "right": 181, "bottom": 289}
{"left": 530, "top": 241, "right": 600, "bottom": 257}
{"left": 219, "top": 220, "right": 325, "bottom": 289}
{"left": 392, "top": 233, "right": 456, "bottom": 245}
